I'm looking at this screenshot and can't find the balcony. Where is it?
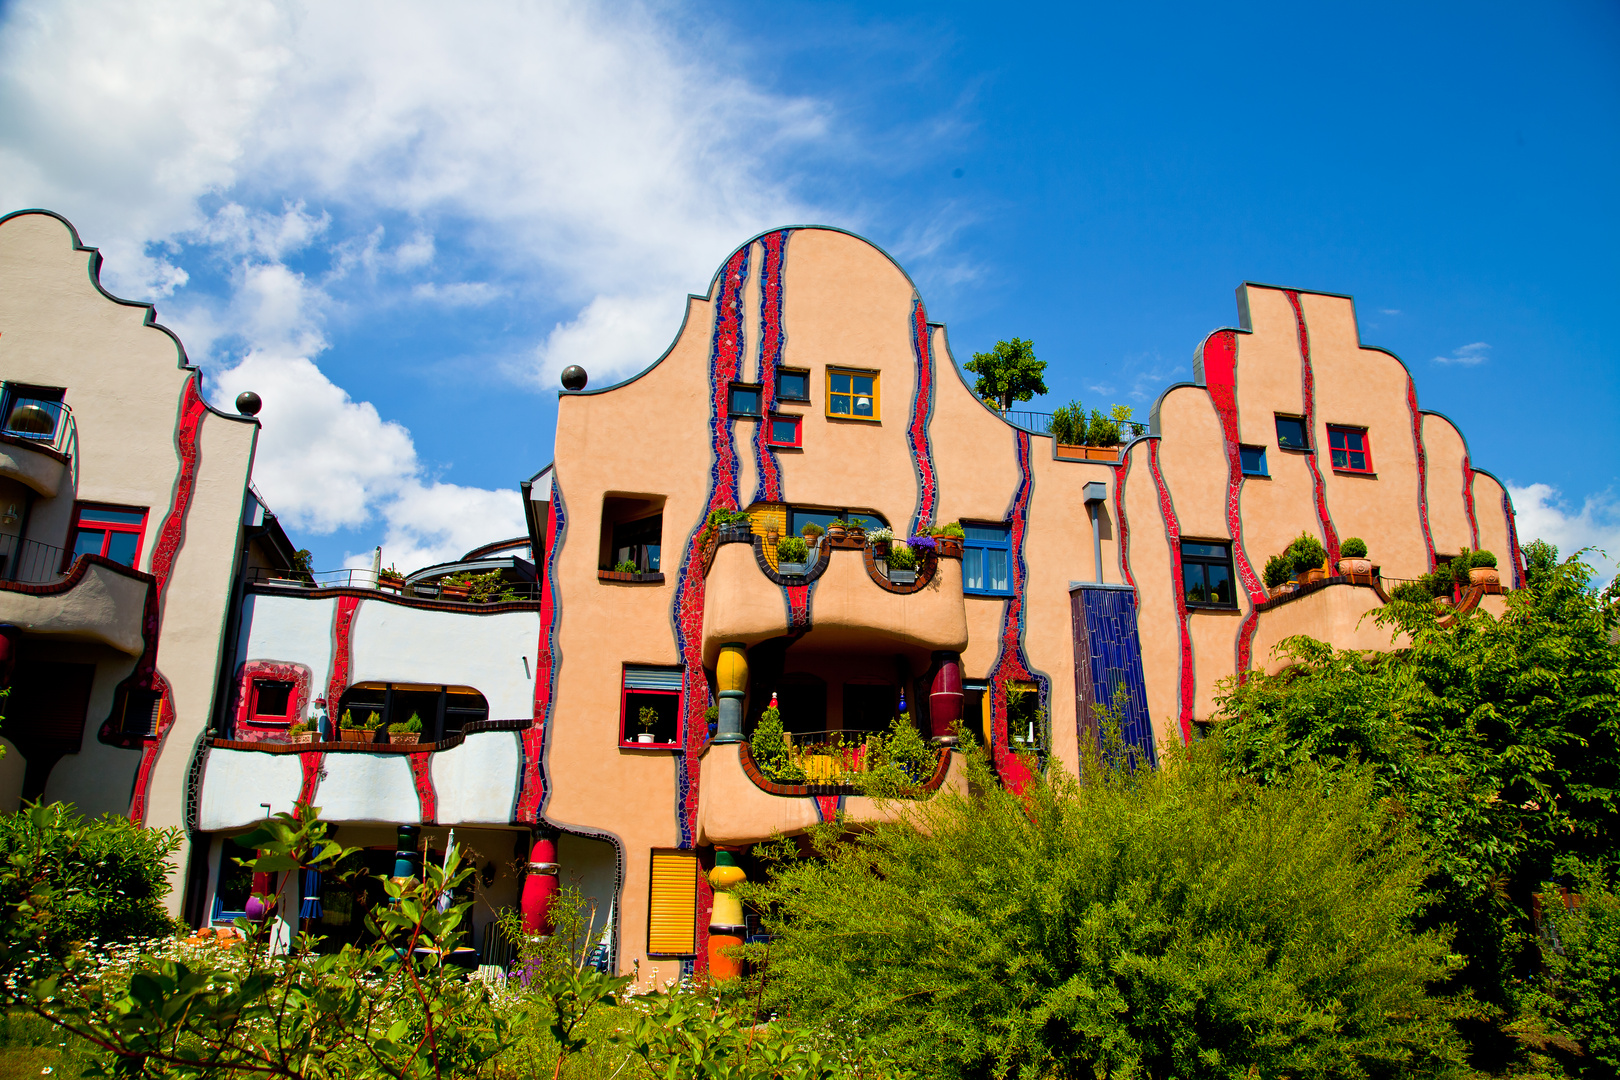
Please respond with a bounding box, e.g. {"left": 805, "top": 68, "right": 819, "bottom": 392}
{"left": 0, "top": 553, "right": 152, "bottom": 654}
{"left": 0, "top": 393, "right": 74, "bottom": 497}
{"left": 700, "top": 536, "right": 967, "bottom": 664}
{"left": 244, "top": 566, "right": 543, "bottom": 605}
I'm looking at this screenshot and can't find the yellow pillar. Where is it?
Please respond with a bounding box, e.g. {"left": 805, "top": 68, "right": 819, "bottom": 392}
{"left": 714, "top": 642, "right": 747, "bottom": 744}
{"left": 707, "top": 848, "right": 747, "bottom": 980}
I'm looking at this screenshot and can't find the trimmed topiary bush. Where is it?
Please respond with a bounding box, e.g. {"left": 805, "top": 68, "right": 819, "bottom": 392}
{"left": 1263, "top": 553, "right": 1292, "bottom": 589}
{"left": 1341, "top": 537, "right": 1368, "bottom": 559}
{"left": 776, "top": 536, "right": 809, "bottom": 564}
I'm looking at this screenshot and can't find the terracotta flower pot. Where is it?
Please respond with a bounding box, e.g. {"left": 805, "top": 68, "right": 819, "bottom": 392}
{"left": 1469, "top": 566, "right": 1500, "bottom": 586}
{"left": 1337, "top": 558, "right": 1373, "bottom": 577}
{"left": 440, "top": 584, "right": 469, "bottom": 600}
{"left": 826, "top": 525, "right": 847, "bottom": 541}
{"left": 846, "top": 527, "right": 865, "bottom": 543}
{"left": 291, "top": 732, "right": 316, "bottom": 745}
{"left": 1296, "top": 567, "right": 1326, "bottom": 586}
{"left": 389, "top": 732, "right": 417, "bottom": 745}
{"left": 1270, "top": 582, "right": 1298, "bottom": 598}
{"left": 340, "top": 728, "right": 368, "bottom": 742}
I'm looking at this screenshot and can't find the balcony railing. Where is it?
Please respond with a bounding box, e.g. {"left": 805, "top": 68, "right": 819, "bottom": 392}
{"left": 245, "top": 566, "right": 542, "bottom": 602}
{"left": 0, "top": 389, "right": 76, "bottom": 458}
{"left": 0, "top": 534, "right": 68, "bottom": 584}
{"left": 1001, "top": 409, "right": 1149, "bottom": 444}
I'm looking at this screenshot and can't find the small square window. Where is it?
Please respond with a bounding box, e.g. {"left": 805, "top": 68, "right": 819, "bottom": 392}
{"left": 68, "top": 503, "right": 149, "bottom": 570}
{"left": 1327, "top": 426, "right": 1372, "bottom": 473}
{"left": 1239, "top": 445, "right": 1268, "bottom": 476}
{"left": 622, "top": 666, "right": 683, "bottom": 747}
{"left": 767, "top": 415, "right": 801, "bottom": 447}
{"left": 252, "top": 680, "right": 294, "bottom": 719}
{"left": 729, "top": 384, "right": 762, "bottom": 418}
{"left": 1274, "top": 416, "right": 1309, "bottom": 450}
{"left": 827, "top": 369, "right": 879, "bottom": 420}
{"left": 1, "top": 384, "right": 65, "bottom": 442}
{"left": 776, "top": 369, "right": 810, "bottom": 402}
{"left": 1181, "top": 540, "right": 1237, "bottom": 608}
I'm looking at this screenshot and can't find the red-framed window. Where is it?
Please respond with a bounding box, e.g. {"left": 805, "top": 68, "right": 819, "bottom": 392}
{"left": 620, "top": 665, "right": 683, "bottom": 748}
{"left": 1327, "top": 426, "right": 1372, "bottom": 473}
{"left": 766, "top": 414, "right": 801, "bottom": 448}
{"left": 249, "top": 679, "right": 297, "bottom": 724}
{"left": 68, "top": 503, "right": 148, "bottom": 570}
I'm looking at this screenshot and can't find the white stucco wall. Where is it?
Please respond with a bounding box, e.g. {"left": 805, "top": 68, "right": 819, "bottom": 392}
{"left": 236, "top": 592, "right": 338, "bottom": 697}
{"left": 315, "top": 752, "right": 420, "bottom": 823}
{"left": 432, "top": 731, "right": 521, "bottom": 824}
{"left": 348, "top": 603, "right": 539, "bottom": 719}
{"left": 197, "top": 748, "right": 304, "bottom": 830}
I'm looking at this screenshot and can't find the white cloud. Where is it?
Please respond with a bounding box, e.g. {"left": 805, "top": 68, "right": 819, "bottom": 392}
{"left": 532, "top": 293, "right": 683, "bottom": 385}
{"left": 1434, "top": 342, "right": 1490, "bottom": 365}
{"left": 1380, "top": 308, "right": 1401, "bottom": 316}
{"left": 1508, "top": 482, "right": 1620, "bottom": 585}
{"left": 371, "top": 480, "right": 526, "bottom": 573}
{"left": 411, "top": 281, "right": 503, "bottom": 307}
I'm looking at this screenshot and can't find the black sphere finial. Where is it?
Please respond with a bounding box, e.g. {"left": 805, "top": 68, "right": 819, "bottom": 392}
{"left": 560, "top": 365, "right": 588, "bottom": 392}
{"left": 235, "top": 391, "right": 263, "bottom": 416}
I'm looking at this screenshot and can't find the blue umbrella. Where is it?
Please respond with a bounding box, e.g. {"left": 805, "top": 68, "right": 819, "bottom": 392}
{"left": 300, "top": 868, "right": 322, "bottom": 920}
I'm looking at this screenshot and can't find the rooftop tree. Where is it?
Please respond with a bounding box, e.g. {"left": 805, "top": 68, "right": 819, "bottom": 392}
{"left": 966, "top": 337, "right": 1046, "bottom": 412}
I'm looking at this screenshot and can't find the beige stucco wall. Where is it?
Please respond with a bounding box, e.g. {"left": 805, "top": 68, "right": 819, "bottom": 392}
{"left": 1248, "top": 585, "right": 1406, "bottom": 676}
{"left": 1422, "top": 414, "right": 1474, "bottom": 557}
{"left": 0, "top": 562, "right": 150, "bottom": 654}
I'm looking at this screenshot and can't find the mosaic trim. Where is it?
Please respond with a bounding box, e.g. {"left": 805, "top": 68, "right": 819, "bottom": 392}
{"left": 212, "top": 718, "right": 530, "bottom": 754}
{"left": 407, "top": 750, "right": 437, "bottom": 823}
{"left": 736, "top": 742, "right": 951, "bottom": 797}
{"left": 230, "top": 661, "right": 314, "bottom": 741}
{"left": 1147, "top": 440, "right": 1194, "bottom": 743}
{"left": 983, "top": 431, "right": 1049, "bottom": 793}
{"left": 1407, "top": 378, "right": 1437, "bottom": 570}
{"left": 128, "top": 376, "right": 207, "bottom": 822}
{"left": 1504, "top": 488, "right": 1526, "bottom": 590}
{"left": 1462, "top": 454, "right": 1480, "bottom": 549}
{"left": 752, "top": 230, "right": 791, "bottom": 505}
{"left": 905, "top": 299, "right": 939, "bottom": 536}
{"left": 516, "top": 476, "right": 566, "bottom": 823}
{"left": 297, "top": 750, "right": 323, "bottom": 807}
{"left": 1284, "top": 291, "right": 1340, "bottom": 566}
{"left": 669, "top": 245, "right": 752, "bottom": 973}
{"left": 325, "top": 596, "right": 363, "bottom": 710}
{"left": 1198, "top": 330, "right": 1268, "bottom": 679}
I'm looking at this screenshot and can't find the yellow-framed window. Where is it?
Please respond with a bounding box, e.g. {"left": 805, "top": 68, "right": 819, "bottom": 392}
{"left": 826, "top": 368, "right": 879, "bottom": 420}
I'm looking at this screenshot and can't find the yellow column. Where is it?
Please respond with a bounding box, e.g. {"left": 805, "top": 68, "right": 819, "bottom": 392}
{"left": 707, "top": 848, "right": 747, "bottom": 980}
{"left": 714, "top": 642, "right": 747, "bottom": 744}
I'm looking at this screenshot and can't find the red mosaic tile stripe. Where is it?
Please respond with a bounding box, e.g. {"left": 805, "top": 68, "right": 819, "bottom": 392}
{"left": 752, "top": 230, "right": 790, "bottom": 504}
{"left": 1407, "top": 378, "right": 1437, "bottom": 571}
{"left": 408, "top": 750, "right": 437, "bottom": 823}
{"left": 1462, "top": 454, "right": 1480, "bottom": 549}
{"left": 1147, "top": 440, "right": 1194, "bottom": 744}
{"left": 906, "top": 299, "right": 938, "bottom": 535}
{"left": 1284, "top": 291, "right": 1340, "bottom": 566}
{"left": 517, "top": 484, "right": 564, "bottom": 823}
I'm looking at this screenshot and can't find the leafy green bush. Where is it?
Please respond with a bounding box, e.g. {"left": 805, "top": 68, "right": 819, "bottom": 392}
{"left": 612, "top": 559, "right": 638, "bottom": 573}
{"left": 1390, "top": 581, "right": 1433, "bottom": 604}
{"left": 1285, "top": 531, "right": 1328, "bottom": 576}
{"left": 1084, "top": 408, "right": 1120, "bottom": 447}
{"left": 937, "top": 520, "right": 965, "bottom": 539}
{"left": 1263, "top": 552, "right": 1292, "bottom": 588}
{"left": 1449, "top": 549, "right": 1477, "bottom": 586}
{"left": 1341, "top": 536, "right": 1368, "bottom": 558}
{"left": 1542, "top": 865, "right": 1620, "bottom": 1076}
{"left": 856, "top": 712, "right": 939, "bottom": 798}
{"left": 637, "top": 705, "right": 658, "bottom": 734}
{"left": 0, "top": 801, "right": 181, "bottom": 961}
{"left": 743, "top": 745, "right": 1468, "bottom": 1079}
{"left": 1473, "top": 548, "right": 1498, "bottom": 568}
{"left": 776, "top": 535, "right": 809, "bottom": 564}
{"left": 800, "top": 521, "right": 824, "bottom": 538}
{"left": 1049, "top": 400, "right": 1086, "bottom": 444}
{"left": 387, "top": 712, "right": 423, "bottom": 736}
{"left": 750, "top": 703, "right": 804, "bottom": 784}
{"left": 885, "top": 543, "right": 918, "bottom": 571}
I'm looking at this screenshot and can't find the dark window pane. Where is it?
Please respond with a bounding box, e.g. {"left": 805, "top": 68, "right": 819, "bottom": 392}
{"left": 829, "top": 394, "right": 851, "bottom": 415}
{"left": 1331, "top": 449, "right": 1347, "bottom": 468}
{"left": 1240, "top": 445, "right": 1267, "bottom": 475}
{"left": 1348, "top": 452, "right": 1367, "bottom": 471}
{"left": 778, "top": 371, "right": 808, "bottom": 400}
{"left": 1207, "top": 564, "right": 1233, "bottom": 605}
{"left": 729, "top": 387, "right": 760, "bottom": 416}
{"left": 253, "top": 680, "right": 293, "bottom": 717}
{"left": 842, "top": 683, "right": 894, "bottom": 733}
{"left": 78, "top": 507, "right": 147, "bottom": 525}
{"left": 72, "top": 528, "right": 106, "bottom": 560}
{"left": 1182, "top": 541, "right": 1229, "bottom": 560}
{"left": 646, "top": 544, "right": 661, "bottom": 571}
{"left": 1183, "top": 564, "right": 1206, "bottom": 603}
{"left": 104, "top": 531, "right": 139, "bottom": 566}
{"left": 771, "top": 417, "right": 798, "bottom": 444}
{"left": 1329, "top": 429, "right": 1347, "bottom": 450}
{"left": 1275, "top": 416, "right": 1309, "bottom": 449}
{"left": 852, "top": 375, "right": 873, "bottom": 395}
{"left": 216, "top": 839, "right": 255, "bottom": 914}
{"left": 853, "top": 387, "right": 874, "bottom": 416}
{"left": 831, "top": 373, "right": 851, "bottom": 394}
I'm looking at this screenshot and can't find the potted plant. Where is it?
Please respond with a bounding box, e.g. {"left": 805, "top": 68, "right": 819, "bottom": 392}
{"left": 378, "top": 565, "right": 405, "bottom": 593}
{"left": 389, "top": 712, "right": 423, "bottom": 745}
{"left": 800, "top": 522, "right": 825, "bottom": 542}
{"left": 287, "top": 721, "right": 316, "bottom": 745}
{"left": 338, "top": 709, "right": 368, "bottom": 742}
{"left": 1286, "top": 532, "right": 1329, "bottom": 586}
{"left": 362, "top": 710, "right": 385, "bottom": 741}
{"left": 636, "top": 705, "right": 659, "bottom": 744}
{"left": 1263, "top": 553, "right": 1295, "bottom": 597}
{"left": 1467, "top": 549, "right": 1499, "bottom": 586}
{"left": 1050, "top": 400, "right": 1086, "bottom": 457}
{"left": 934, "top": 521, "right": 965, "bottom": 557}
{"left": 439, "top": 574, "right": 471, "bottom": 600}
{"left": 776, "top": 535, "right": 810, "bottom": 575}
{"left": 1337, "top": 537, "right": 1372, "bottom": 577}
{"left": 865, "top": 525, "right": 893, "bottom": 550}
{"left": 886, "top": 541, "right": 919, "bottom": 584}
{"left": 826, "top": 519, "right": 848, "bottom": 542}
{"left": 846, "top": 518, "right": 868, "bottom": 544}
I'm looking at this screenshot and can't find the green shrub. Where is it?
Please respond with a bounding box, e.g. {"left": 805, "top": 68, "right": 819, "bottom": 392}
{"left": 361, "top": 711, "right": 383, "bottom": 730}
{"left": 938, "top": 520, "right": 965, "bottom": 539}
{"left": 1084, "top": 407, "right": 1121, "bottom": 447}
{"left": 776, "top": 535, "right": 809, "bottom": 564}
{"left": 743, "top": 744, "right": 1468, "bottom": 1079}
{"left": 1341, "top": 536, "right": 1368, "bottom": 558}
{"left": 750, "top": 704, "right": 804, "bottom": 783}
{"left": 886, "top": 542, "right": 918, "bottom": 571}
{"left": 1450, "top": 549, "right": 1476, "bottom": 586}
{"left": 1390, "top": 581, "right": 1433, "bottom": 604}
{"left": 388, "top": 713, "right": 423, "bottom": 736}
{"left": 637, "top": 705, "right": 658, "bottom": 734}
{"left": 1263, "top": 552, "right": 1293, "bottom": 589}
{"left": 1285, "top": 531, "right": 1328, "bottom": 576}
{"left": 800, "top": 521, "right": 824, "bottom": 538}
{"left": 1049, "top": 400, "right": 1086, "bottom": 444}
{"left": 1473, "top": 548, "right": 1497, "bottom": 569}
{"left": 1542, "top": 865, "right": 1620, "bottom": 1075}
{"left": 856, "top": 712, "right": 939, "bottom": 798}
{"left": 612, "top": 559, "right": 638, "bottom": 573}
{"left": 0, "top": 801, "right": 182, "bottom": 961}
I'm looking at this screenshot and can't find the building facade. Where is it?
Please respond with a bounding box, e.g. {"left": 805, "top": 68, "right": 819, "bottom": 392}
{"left": 3, "top": 215, "right": 1520, "bottom": 981}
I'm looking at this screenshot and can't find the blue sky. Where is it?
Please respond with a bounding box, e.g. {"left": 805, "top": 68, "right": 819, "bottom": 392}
{"left": 2, "top": 1, "right": 1616, "bottom": 577}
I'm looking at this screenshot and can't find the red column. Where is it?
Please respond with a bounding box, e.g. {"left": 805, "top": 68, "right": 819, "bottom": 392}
{"left": 928, "top": 651, "right": 964, "bottom": 743}
{"left": 520, "top": 832, "right": 559, "bottom": 935}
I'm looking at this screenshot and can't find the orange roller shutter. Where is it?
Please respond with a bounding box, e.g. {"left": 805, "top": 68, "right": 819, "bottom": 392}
{"left": 647, "top": 850, "right": 698, "bottom": 955}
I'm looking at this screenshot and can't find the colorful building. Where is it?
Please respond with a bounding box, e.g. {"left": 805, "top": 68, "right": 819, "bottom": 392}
{"left": 1, "top": 214, "right": 1520, "bottom": 981}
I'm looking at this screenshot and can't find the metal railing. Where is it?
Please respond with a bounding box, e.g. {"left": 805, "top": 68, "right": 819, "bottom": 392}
{"left": 245, "top": 566, "right": 542, "bottom": 602}
{"left": 0, "top": 533, "right": 68, "bottom": 583}
{"left": 0, "top": 388, "right": 77, "bottom": 457}
{"left": 773, "top": 728, "right": 880, "bottom": 783}
{"left": 1001, "top": 409, "right": 1149, "bottom": 444}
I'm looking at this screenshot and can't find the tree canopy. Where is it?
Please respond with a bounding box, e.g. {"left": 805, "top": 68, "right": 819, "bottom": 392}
{"left": 965, "top": 337, "right": 1046, "bottom": 411}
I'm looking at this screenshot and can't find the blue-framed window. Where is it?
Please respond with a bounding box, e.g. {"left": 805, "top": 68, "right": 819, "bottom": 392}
{"left": 1239, "top": 444, "right": 1268, "bottom": 476}
{"left": 963, "top": 524, "right": 1012, "bottom": 596}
